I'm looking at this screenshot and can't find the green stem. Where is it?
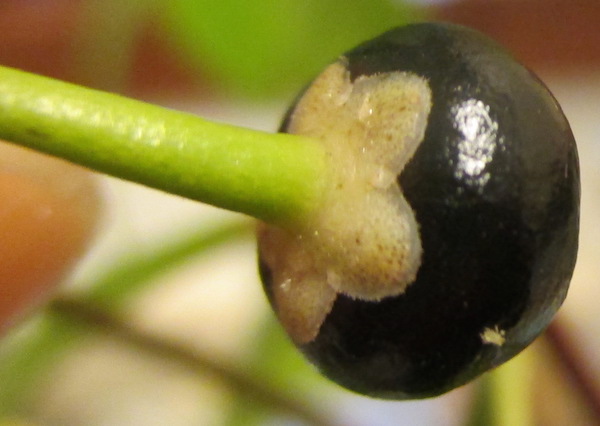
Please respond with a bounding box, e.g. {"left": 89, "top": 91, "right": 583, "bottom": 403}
{"left": 0, "top": 65, "right": 327, "bottom": 225}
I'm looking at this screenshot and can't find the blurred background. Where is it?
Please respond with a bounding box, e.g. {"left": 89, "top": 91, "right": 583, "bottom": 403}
{"left": 0, "top": 0, "right": 599, "bottom": 425}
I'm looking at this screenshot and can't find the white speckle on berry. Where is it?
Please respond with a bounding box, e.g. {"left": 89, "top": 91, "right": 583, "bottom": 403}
{"left": 480, "top": 326, "right": 506, "bottom": 346}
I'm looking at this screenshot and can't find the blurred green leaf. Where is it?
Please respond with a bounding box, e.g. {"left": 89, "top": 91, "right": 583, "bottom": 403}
{"left": 0, "top": 314, "right": 81, "bottom": 417}
{"left": 163, "top": 0, "right": 424, "bottom": 99}
{"left": 85, "top": 220, "right": 253, "bottom": 306}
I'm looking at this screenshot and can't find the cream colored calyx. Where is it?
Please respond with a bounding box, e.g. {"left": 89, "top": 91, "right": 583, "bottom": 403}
{"left": 259, "top": 60, "right": 432, "bottom": 343}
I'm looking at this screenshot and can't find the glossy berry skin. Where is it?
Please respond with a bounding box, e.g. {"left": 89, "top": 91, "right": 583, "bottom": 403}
{"left": 260, "top": 23, "right": 579, "bottom": 399}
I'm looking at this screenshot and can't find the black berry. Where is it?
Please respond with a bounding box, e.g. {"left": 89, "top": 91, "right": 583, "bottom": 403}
{"left": 258, "top": 23, "right": 579, "bottom": 399}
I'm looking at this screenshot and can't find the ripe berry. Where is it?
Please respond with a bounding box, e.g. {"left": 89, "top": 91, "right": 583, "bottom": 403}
{"left": 258, "top": 23, "right": 579, "bottom": 399}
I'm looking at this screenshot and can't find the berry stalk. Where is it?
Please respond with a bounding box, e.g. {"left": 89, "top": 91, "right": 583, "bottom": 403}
{"left": 0, "top": 65, "right": 327, "bottom": 225}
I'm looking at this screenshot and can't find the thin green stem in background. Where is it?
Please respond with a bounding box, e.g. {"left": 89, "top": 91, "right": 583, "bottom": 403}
{"left": 49, "top": 297, "right": 338, "bottom": 426}
{"left": 467, "top": 347, "right": 535, "bottom": 426}
{"left": 0, "top": 65, "right": 327, "bottom": 225}
{"left": 489, "top": 348, "right": 535, "bottom": 426}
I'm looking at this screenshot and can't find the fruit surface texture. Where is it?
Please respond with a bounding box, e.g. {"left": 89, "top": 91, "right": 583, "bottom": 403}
{"left": 258, "top": 23, "right": 580, "bottom": 399}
